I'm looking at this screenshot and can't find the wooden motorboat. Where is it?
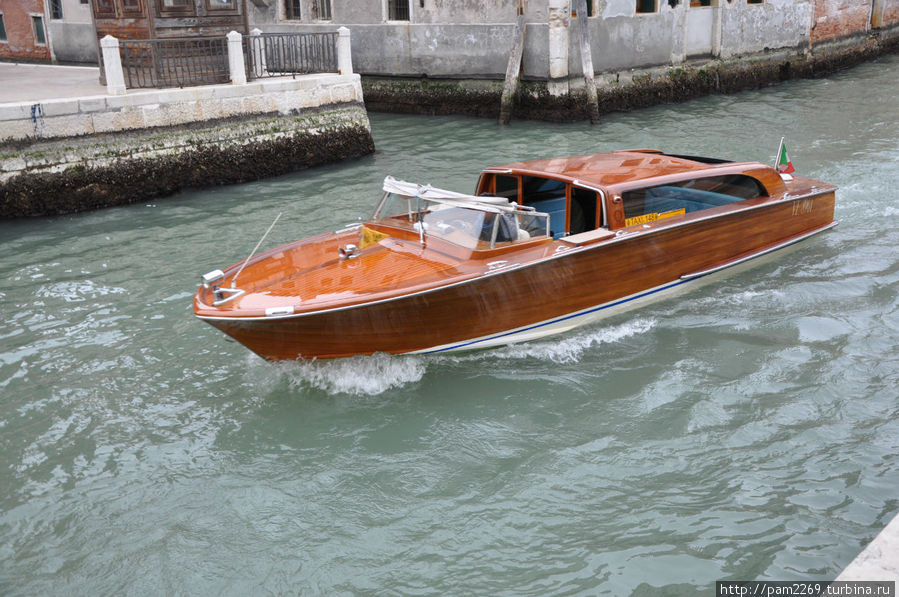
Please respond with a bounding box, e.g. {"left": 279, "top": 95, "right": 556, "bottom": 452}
{"left": 193, "top": 149, "right": 837, "bottom": 360}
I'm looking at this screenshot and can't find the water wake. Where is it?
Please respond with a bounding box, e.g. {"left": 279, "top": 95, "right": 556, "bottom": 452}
{"left": 276, "top": 352, "right": 429, "bottom": 397}
{"left": 258, "top": 318, "right": 656, "bottom": 396}
{"left": 451, "top": 317, "right": 657, "bottom": 364}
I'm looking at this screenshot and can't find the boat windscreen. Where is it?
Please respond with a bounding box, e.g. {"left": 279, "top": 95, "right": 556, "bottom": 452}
{"left": 371, "top": 193, "right": 550, "bottom": 250}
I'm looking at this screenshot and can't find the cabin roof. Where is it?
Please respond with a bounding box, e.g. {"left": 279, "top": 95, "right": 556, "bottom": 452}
{"left": 487, "top": 150, "right": 757, "bottom": 188}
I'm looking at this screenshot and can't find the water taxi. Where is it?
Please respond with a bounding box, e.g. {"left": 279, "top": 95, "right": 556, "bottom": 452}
{"left": 193, "top": 149, "right": 837, "bottom": 359}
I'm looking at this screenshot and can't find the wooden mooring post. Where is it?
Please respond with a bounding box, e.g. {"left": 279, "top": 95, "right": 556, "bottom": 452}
{"left": 575, "top": 0, "right": 600, "bottom": 124}
{"left": 499, "top": 2, "right": 526, "bottom": 125}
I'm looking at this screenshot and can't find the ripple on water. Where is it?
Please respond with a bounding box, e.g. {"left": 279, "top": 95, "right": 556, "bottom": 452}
{"left": 3, "top": 58, "right": 899, "bottom": 596}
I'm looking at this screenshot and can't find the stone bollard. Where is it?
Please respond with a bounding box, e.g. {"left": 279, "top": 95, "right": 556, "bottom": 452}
{"left": 249, "top": 28, "right": 267, "bottom": 77}
{"left": 226, "top": 30, "right": 247, "bottom": 85}
{"left": 100, "top": 35, "right": 126, "bottom": 96}
{"left": 337, "top": 27, "right": 353, "bottom": 75}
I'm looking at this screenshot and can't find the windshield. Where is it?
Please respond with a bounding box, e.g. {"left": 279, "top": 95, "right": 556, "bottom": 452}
{"left": 370, "top": 192, "right": 549, "bottom": 250}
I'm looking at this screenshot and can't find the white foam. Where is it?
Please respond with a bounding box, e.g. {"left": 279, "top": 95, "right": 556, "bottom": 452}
{"left": 251, "top": 319, "right": 656, "bottom": 396}
{"left": 445, "top": 317, "right": 657, "bottom": 365}
{"left": 277, "top": 352, "right": 428, "bottom": 397}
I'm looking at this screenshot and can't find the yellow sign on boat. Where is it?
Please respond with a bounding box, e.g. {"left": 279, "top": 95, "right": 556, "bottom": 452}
{"left": 359, "top": 226, "right": 389, "bottom": 249}
{"left": 625, "top": 208, "right": 686, "bottom": 227}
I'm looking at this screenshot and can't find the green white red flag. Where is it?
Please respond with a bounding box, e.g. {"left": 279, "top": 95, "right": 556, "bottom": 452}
{"left": 776, "top": 138, "right": 795, "bottom": 174}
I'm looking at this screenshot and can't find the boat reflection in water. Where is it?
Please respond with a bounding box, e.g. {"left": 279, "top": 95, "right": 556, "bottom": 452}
{"left": 193, "top": 149, "right": 837, "bottom": 360}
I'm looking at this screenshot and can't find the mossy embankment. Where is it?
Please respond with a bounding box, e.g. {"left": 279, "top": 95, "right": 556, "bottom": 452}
{"left": 0, "top": 106, "right": 375, "bottom": 218}
{"left": 362, "top": 31, "right": 899, "bottom": 122}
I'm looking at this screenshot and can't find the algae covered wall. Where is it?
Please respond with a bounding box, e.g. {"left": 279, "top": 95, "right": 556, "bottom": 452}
{"left": 0, "top": 106, "right": 374, "bottom": 218}
{"left": 361, "top": 26, "right": 899, "bottom": 123}
{"left": 0, "top": 72, "right": 375, "bottom": 218}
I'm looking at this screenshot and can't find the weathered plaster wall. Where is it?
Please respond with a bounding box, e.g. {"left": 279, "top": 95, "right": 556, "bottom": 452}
{"left": 252, "top": 0, "right": 535, "bottom": 25}
{"left": 717, "top": 0, "right": 811, "bottom": 58}
{"left": 414, "top": 0, "right": 521, "bottom": 24}
{"left": 261, "top": 23, "right": 524, "bottom": 78}
{"left": 44, "top": 0, "right": 97, "bottom": 63}
{"left": 61, "top": 0, "right": 92, "bottom": 23}
{"left": 259, "top": 1, "right": 820, "bottom": 80}
{"left": 47, "top": 21, "right": 98, "bottom": 62}
{"left": 586, "top": 12, "right": 681, "bottom": 73}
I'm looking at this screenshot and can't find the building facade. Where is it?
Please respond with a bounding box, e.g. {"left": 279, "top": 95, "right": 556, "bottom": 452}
{"left": 0, "top": 0, "right": 52, "bottom": 61}
{"left": 250, "top": 0, "right": 899, "bottom": 83}
{"left": 3, "top": 0, "right": 899, "bottom": 78}
{"left": 90, "top": 0, "right": 247, "bottom": 42}
{"left": 48, "top": 0, "right": 97, "bottom": 61}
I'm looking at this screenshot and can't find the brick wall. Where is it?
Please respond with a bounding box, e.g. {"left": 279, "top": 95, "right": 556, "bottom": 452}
{"left": 0, "top": 0, "right": 52, "bottom": 61}
{"left": 811, "top": 0, "right": 872, "bottom": 44}
{"left": 880, "top": 0, "right": 899, "bottom": 26}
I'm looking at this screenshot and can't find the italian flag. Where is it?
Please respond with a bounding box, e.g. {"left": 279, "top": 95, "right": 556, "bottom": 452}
{"left": 776, "top": 138, "right": 795, "bottom": 174}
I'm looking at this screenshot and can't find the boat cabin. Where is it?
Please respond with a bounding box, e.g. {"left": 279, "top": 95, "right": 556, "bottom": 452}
{"left": 362, "top": 151, "right": 788, "bottom": 261}
{"left": 477, "top": 150, "right": 785, "bottom": 238}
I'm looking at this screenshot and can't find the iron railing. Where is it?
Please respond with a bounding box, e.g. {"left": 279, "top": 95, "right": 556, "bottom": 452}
{"left": 112, "top": 32, "right": 338, "bottom": 89}
{"left": 245, "top": 32, "right": 338, "bottom": 80}
{"left": 119, "top": 37, "right": 230, "bottom": 89}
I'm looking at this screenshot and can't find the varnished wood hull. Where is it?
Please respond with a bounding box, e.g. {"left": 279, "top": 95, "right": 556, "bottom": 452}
{"left": 198, "top": 190, "right": 836, "bottom": 360}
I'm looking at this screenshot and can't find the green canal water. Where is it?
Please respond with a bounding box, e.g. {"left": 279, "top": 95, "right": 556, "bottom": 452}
{"left": 2, "top": 55, "right": 898, "bottom": 596}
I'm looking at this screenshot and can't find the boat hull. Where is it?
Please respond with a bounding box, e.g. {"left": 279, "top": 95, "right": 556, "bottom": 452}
{"left": 199, "top": 191, "right": 836, "bottom": 360}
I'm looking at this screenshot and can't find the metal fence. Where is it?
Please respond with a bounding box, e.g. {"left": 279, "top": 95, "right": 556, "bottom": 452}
{"left": 245, "top": 32, "right": 338, "bottom": 80}
{"left": 119, "top": 37, "right": 230, "bottom": 89}
{"left": 113, "top": 32, "right": 339, "bottom": 89}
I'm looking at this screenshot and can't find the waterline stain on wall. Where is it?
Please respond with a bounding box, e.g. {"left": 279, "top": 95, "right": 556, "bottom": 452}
{"left": 1, "top": 106, "right": 375, "bottom": 218}
{"left": 362, "top": 28, "right": 899, "bottom": 122}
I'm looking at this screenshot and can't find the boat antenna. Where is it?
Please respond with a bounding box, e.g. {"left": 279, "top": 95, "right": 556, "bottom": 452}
{"left": 231, "top": 212, "right": 282, "bottom": 289}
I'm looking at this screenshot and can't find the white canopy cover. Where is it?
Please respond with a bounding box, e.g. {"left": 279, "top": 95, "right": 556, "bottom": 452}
{"left": 382, "top": 176, "right": 514, "bottom": 213}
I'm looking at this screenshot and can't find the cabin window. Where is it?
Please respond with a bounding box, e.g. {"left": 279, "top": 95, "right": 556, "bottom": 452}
{"left": 521, "top": 176, "right": 566, "bottom": 238}
{"left": 570, "top": 187, "right": 600, "bottom": 234}
{"left": 636, "top": 0, "right": 656, "bottom": 13}
{"left": 493, "top": 175, "right": 519, "bottom": 201}
{"left": 621, "top": 174, "right": 766, "bottom": 227}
